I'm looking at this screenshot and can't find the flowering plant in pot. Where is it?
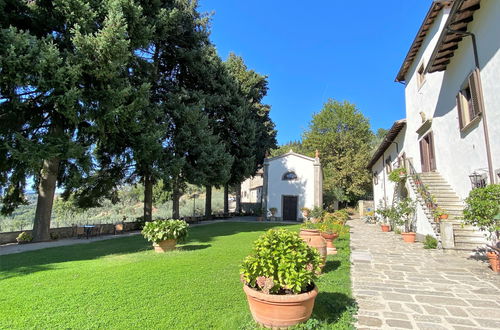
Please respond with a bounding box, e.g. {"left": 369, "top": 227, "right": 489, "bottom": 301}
{"left": 142, "top": 219, "right": 189, "bottom": 252}
{"left": 240, "top": 228, "right": 322, "bottom": 328}
{"left": 463, "top": 184, "right": 500, "bottom": 272}
{"left": 375, "top": 204, "right": 397, "bottom": 232}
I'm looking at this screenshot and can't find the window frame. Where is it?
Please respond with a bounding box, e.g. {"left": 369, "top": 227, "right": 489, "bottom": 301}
{"left": 282, "top": 171, "right": 298, "bottom": 181}
{"left": 456, "top": 69, "right": 483, "bottom": 131}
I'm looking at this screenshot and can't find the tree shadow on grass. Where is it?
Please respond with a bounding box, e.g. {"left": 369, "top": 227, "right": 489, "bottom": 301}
{"left": 310, "top": 291, "right": 357, "bottom": 324}
{"left": 178, "top": 244, "right": 211, "bottom": 251}
{"left": 0, "top": 222, "right": 294, "bottom": 280}
{"left": 322, "top": 260, "right": 341, "bottom": 273}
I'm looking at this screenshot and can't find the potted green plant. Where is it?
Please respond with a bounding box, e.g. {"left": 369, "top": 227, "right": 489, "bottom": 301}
{"left": 375, "top": 204, "right": 397, "bottom": 232}
{"left": 309, "top": 206, "right": 324, "bottom": 223}
{"left": 388, "top": 167, "right": 407, "bottom": 183}
{"left": 240, "top": 229, "right": 321, "bottom": 328}
{"left": 432, "top": 207, "right": 448, "bottom": 222}
{"left": 301, "top": 207, "right": 311, "bottom": 219}
{"left": 268, "top": 207, "right": 278, "bottom": 219}
{"left": 463, "top": 184, "right": 500, "bottom": 272}
{"left": 319, "top": 216, "right": 348, "bottom": 255}
{"left": 16, "top": 232, "right": 33, "bottom": 244}
{"left": 141, "top": 219, "right": 189, "bottom": 252}
{"left": 395, "top": 198, "right": 417, "bottom": 243}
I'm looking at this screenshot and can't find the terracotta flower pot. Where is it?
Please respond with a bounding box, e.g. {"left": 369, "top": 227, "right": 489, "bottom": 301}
{"left": 321, "top": 232, "right": 338, "bottom": 254}
{"left": 381, "top": 224, "right": 390, "bottom": 232}
{"left": 153, "top": 239, "right": 176, "bottom": 252}
{"left": 401, "top": 232, "right": 416, "bottom": 243}
{"left": 486, "top": 252, "right": 500, "bottom": 273}
{"left": 243, "top": 284, "right": 318, "bottom": 328}
{"left": 440, "top": 214, "right": 449, "bottom": 220}
{"left": 299, "top": 229, "right": 327, "bottom": 264}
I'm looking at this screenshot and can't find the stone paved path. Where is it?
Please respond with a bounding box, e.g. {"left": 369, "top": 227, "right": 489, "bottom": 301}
{"left": 350, "top": 217, "right": 500, "bottom": 330}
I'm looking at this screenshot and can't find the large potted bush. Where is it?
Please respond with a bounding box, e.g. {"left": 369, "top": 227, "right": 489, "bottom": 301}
{"left": 142, "top": 219, "right": 189, "bottom": 252}
{"left": 240, "top": 228, "right": 322, "bottom": 328}
{"left": 463, "top": 184, "right": 500, "bottom": 272}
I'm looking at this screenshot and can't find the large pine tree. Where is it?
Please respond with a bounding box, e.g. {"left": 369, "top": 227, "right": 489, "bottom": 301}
{"left": 0, "top": 0, "right": 145, "bottom": 241}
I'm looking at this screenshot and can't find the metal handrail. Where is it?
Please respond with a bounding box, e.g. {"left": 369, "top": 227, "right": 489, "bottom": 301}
{"left": 406, "top": 159, "right": 438, "bottom": 215}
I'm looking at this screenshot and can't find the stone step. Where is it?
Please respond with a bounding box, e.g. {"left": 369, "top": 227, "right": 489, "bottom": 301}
{"left": 454, "top": 235, "right": 487, "bottom": 243}
{"left": 452, "top": 242, "right": 487, "bottom": 250}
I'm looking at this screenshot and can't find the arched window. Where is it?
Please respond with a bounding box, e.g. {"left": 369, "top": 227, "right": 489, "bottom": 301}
{"left": 282, "top": 171, "right": 298, "bottom": 181}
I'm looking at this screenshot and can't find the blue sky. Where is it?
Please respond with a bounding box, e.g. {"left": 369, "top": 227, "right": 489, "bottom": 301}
{"left": 199, "top": 0, "right": 430, "bottom": 145}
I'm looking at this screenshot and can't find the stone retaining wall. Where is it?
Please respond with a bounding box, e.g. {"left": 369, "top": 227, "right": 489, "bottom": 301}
{"left": 0, "top": 222, "right": 139, "bottom": 245}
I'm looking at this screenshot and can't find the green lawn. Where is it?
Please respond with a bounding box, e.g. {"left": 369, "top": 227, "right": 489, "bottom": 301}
{"left": 0, "top": 222, "right": 356, "bottom": 329}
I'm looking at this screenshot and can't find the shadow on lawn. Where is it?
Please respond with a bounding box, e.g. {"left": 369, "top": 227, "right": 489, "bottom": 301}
{"left": 0, "top": 221, "right": 295, "bottom": 280}
{"left": 322, "top": 260, "right": 341, "bottom": 273}
{"left": 311, "top": 291, "right": 357, "bottom": 323}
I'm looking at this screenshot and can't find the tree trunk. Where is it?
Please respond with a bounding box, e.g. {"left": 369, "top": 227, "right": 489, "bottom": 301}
{"left": 32, "top": 157, "right": 60, "bottom": 242}
{"left": 172, "top": 182, "right": 180, "bottom": 219}
{"left": 223, "top": 184, "right": 229, "bottom": 214}
{"left": 144, "top": 175, "right": 153, "bottom": 222}
{"left": 235, "top": 184, "right": 242, "bottom": 214}
{"left": 205, "top": 185, "right": 212, "bottom": 219}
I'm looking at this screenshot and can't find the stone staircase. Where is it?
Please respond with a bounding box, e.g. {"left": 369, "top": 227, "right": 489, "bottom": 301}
{"left": 412, "top": 172, "right": 487, "bottom": 251}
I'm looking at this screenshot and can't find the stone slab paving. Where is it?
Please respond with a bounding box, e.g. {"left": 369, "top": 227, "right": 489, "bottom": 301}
{"left": 350, "top": 217, "right": 500, "bottom": 330}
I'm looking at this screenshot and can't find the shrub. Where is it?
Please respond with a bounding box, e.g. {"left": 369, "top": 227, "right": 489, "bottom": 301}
{"left": 463, "top": 184, "right": 500, "bottom": 241}
{"left": 309, "top": 206, "right": 325, "bottom": 220}
{"left": 388, "top": 168, "right": 407, "bottom": 183}
{"left": 141, "top": 219, "right": 189, "bottom": 244}
{"left": 240, "top": 228, "right": 321, "bottom": 294}
{"left": 135, "top": 216, "right": 146, "bottom": 230}
{"left": 16, "top": 231, "right": 32, "bottom": 243}
{"left": 319, "top": 220, "right": 348, "bottom": 236}
{"left": 423, "top": 235, "right": 438, "bottom": 249}
{"left": 301, "top": 221, "right": 320, "bottom": 230}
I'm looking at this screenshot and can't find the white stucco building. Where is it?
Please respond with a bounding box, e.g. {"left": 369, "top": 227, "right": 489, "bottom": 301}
{"left": 369, "top": 0, "right": 499, "bottom": 249}
{"left": 263, "top": 151, "right": 323, "bottom": 221}
{"left": 241, "top": 151, "right": 323, "bottom": 221}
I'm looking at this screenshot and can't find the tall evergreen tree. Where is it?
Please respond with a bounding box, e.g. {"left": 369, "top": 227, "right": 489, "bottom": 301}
{"left": 223, "top": 54, "right": 276, "bottom": 212}
{"left": 0, "top": 0, "right": 145, "bottom": 241}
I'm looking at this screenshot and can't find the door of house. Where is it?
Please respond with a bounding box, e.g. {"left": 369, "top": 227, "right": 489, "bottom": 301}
{"left": 419, "top": 132, "right": 436, "bottom": 172}
{"left": 282, "top": 196, "right": 298, "bottom": 221}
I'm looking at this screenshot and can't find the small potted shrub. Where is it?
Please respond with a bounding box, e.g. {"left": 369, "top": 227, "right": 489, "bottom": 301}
{"left": 319, "top": 217, "right": 348, "bottom": 255}
{"left": 463, "top": 184, "right": 500, "bottom": 272}
{"left": 309, "top": 206, "right": 324, "bottom": 224}
{"left": 268, "top": 207, "right": 278, "bottom": 219}
{"left": 301, "top": 207, "right": 311, "bottom": 220}
{"left": 16, "top": 232, "right": 33, "bottom": 244}
{"left": 142, "top": 219, "right": 189, "bottom": 253}
{"left": 423, "top": 235, "right": 438, "bottom": 249}
{"left": 376, "top": 204, "right": 397, "bottom": 232}
{"left": 432, "top": 207, "right": 448, "bottom": 222}
{"left": 395, "top": 198, "right": 417, "bottom": 243}
{"left": 240, "top": 229, "right": 322, "bottom": 328}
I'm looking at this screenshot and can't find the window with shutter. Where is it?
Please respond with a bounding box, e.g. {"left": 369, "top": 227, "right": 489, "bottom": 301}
{"left": 456, "top": 69, "right": 483, "bottom": 131}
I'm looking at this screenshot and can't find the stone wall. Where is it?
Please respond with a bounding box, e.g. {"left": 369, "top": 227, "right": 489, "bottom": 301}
{"left": 0, "top": 222, "right": 139, "bottom": 245}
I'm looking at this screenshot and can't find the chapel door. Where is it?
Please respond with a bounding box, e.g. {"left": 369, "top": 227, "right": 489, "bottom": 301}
{"left": 419, "top": 132, "right": 436, "bottom": 172}
{"left": 282, "top": 196, "right": 298, "bottom": 221}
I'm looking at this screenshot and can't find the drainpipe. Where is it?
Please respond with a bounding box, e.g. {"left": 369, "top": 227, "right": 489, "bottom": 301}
{"left": 447, "top": 28, "right": 495, "bottom": 184}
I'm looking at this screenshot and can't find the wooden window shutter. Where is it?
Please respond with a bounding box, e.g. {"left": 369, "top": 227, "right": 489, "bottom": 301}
{"left": 468, "top": 69, "right": 484, "bottom": 117}
{"left": 456, "top": 92, "right": 464, "bottom": 129}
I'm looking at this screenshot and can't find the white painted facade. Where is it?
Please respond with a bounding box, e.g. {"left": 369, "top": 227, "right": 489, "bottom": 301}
{"left": 262, "top": 152, "right": 322, "bottom": 221}
{"left": 370, "top": 0, "right": 500, "bottom": 239}
{"left": 402, "top": 0, "right": 499, "bottom": 199}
